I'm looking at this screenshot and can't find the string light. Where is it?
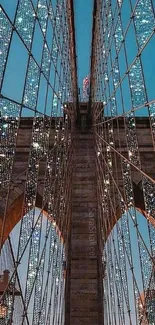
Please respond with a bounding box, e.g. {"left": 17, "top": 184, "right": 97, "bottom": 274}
{"left": 92, "top": 0, "right": 155, "bottom": 323}
{"left": 0, "top": 0, "right": 75, "bottom": 323}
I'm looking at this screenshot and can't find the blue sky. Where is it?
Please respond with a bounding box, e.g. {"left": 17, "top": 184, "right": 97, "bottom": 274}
{"left": 74, "top": 0, "right": 94, "bottom": 93}
{"left": 1, "top": 0, "right": 155, "bottom": 116}
{"left": 0, "top": 0, "right": 94, "bottom": 116}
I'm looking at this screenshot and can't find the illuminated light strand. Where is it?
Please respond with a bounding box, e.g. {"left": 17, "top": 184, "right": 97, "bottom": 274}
{"left": 0, "top": 0, "right": 76, "bottom": 323}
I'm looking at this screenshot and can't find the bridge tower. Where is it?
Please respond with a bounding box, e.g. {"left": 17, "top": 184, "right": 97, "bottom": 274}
{"left": 0, "top": 0, "right": 155, "bottom": 324}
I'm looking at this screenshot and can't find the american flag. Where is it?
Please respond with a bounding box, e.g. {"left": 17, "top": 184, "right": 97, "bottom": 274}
{"left": 83, "top": 75, "right": 90, "bottom": 98}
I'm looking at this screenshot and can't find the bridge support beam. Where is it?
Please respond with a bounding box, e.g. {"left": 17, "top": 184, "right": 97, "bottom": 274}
{"left": 65, "top": 128, "right": 103, "bottom": 324}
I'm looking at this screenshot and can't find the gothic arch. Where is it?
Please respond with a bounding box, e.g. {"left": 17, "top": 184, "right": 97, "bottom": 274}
{"left": 0, "top": 192, "right": 63, "bottom": 247}
{"left": 104, "top": 182, "right": 155, "bottom": 241}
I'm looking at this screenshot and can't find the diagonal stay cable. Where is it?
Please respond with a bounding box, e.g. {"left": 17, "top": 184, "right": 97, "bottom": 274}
{"left": 0, "top": 173, "right": 60, "bottom": 303}
{"left": 23, "top": 149, "right": 73, "bottom": 313}
{"left": 8, "top": 236, "right": 30, "bottom": 325}
{"left": 94, "top": 99, "right": 155, "bottom": 126}
{"left": 96, "top": 147, "right": 155, "bottom": 264}
{"left": 95, "top": 131, "right": 155, "bottom": 185}
{"left": 0, "top": 136, "right": 73, "bottom": 302}
{"left": 0, "top": 124, "right": 65, "bottom": 194}
{"left": 96, "top": 163, "right": 146, "bottom": 312}
{"left": 96, "top": 150, "right": 152, "bottom": 312}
